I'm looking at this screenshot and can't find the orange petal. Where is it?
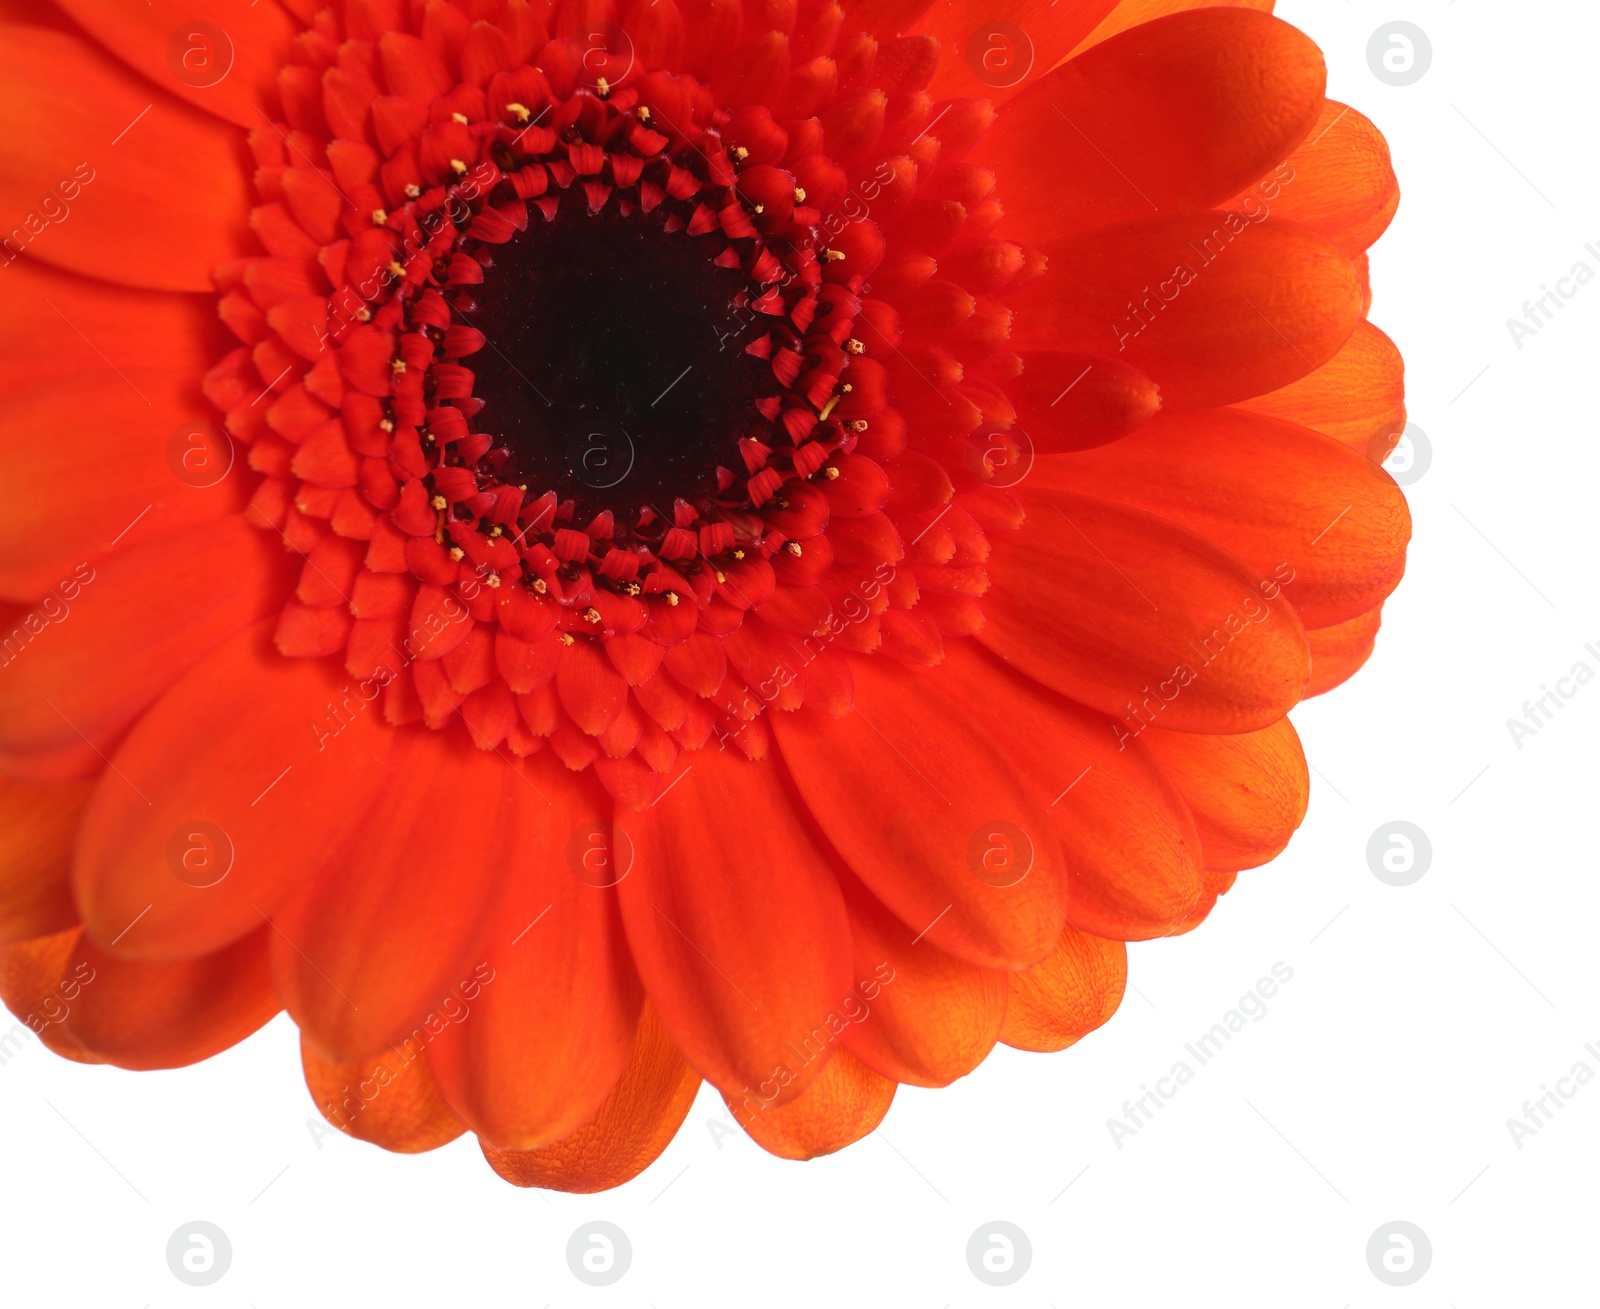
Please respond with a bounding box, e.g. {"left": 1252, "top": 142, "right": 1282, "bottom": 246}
{"left": 0, "top": 27, "right": 251, "bottom": 290}
{"left": 1167, "top": 866, "right": 1239, "bottom": 935}
{"left": 0, "top": 777, "right": 93, "bottom": 942}
{"left": 302, "top": 1036, "right": 468, "bottom": 1153}
{"left": 56, "top": 0, "right": 299, "bottom": 130}
{"left": 981, "top": 490, "right": 1310, "bottom": 733}
{"left": 1036, "top": 407, "right": 1412, "bottom": 629}
{"left": 430, "top": 760, "right": 643, "bottom": 1150}
{"left": 1009, "top": 213, "right": 1362, "bottom": 410}
{"left": 727, "top": 1046, "right": 895, "bottom": 1159}
{"left": 1070, "top": 0, "right": 1273, "bottom": 54}
{"left": 1142, "top": 719, "right": 1309, "bottom": 871}
{"left": 839, "top": 873, "right": 1007, "bottom": 1087}
{"left": 0, "top": 928, "right": 100, "bottom": 1063}
{"left": 772, "top": 654, "right": 1067, "bottom": 969}
{"left": 0, "top": 371, "right": 237, "bottom": 601}
{"left": 1007, "top": 351, "right": 1160, "bottom": 453}
{"left": 1306, "top": 604, "right": 1383, "bottom": 698}
{"left": 934, "top": 642, "right": 1205, "bottom": 940}
{"left": 0, "top": 258, "right": 217, "bottom": 394}
{"left": 976, "top": 9, "right": 1324, "bottom": 241}
{"left": 73, "top": 624, "right": 395, "bottom": 961}
{"left": 482, "top": 1003, "right": 700, "bottom": 1192}
{"left": 1001, "top": 924, "right": 1125, "bottom": 1052}
{"left": 1230, "top": 100, "right": 1399, "bottom": 258}
{"left": 616, "top": 743, "right": 853, "bottom": 1101}
{"left": 274, "top": 727, "right": 516, "bottom": 1062}
{"left": 59, "top": 926, "right": 279, "bottom": 1069}
{"left": 0, "top": 517, "right": 294, "bottom": 780}
{"left": 1238, "top": 319, "right": 1405, "bottom": 453}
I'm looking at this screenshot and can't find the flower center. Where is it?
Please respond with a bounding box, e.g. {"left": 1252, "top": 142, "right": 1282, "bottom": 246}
{"left": 468, "top": 193, "right": 763, "bottom": 519}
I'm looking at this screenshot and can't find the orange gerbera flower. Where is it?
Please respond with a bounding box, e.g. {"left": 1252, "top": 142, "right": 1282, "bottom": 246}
{"left": 0, "top": 0, "right": 1406, "bottom": 1189}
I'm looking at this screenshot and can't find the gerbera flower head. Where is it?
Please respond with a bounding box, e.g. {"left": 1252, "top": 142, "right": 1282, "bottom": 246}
{"left": 0, "top": 0, "right": 1406, "bottom": 1189}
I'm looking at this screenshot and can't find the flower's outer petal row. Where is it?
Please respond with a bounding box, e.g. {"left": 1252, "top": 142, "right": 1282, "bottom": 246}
{"left": 429, "top": 758, "right": 643, "bottom": 1152}
{"left": 1034, "top": 408, "right": 1411, "bottom": 630}
{"left": 0, "top": 928, "right": 101, "bottom": 1063}
{"left": 482, "top": 1002, "right": 701, "bottom": 1192}
{"left": 0, "top": 777, "right": 94, "bottom": 942}
{"left": 0, "top": 518, "right": 297, "bottom": 783}
{"left": 1305, "top": 604, "right": 1384, "bottom": 698}
{"left": 1007, "top": 213, "right": 1363, "bottom": 409}
{"left": 981, "top": 490, "right": 1311, "bottom": 734}
{"left": 0, "top": 371, "right": 239, "bottom": 603}
{"left": 1239, "top": 319, "right": 1405, "bottom": 454}
{"left": 0, "top": 26, "right": 252, "bottom": 290}
{"left": 973, "top": 9, "right": 1325, "bottom": 242}
{"left": 838, "top": 870, "right": 1008, "bottom": 1087}
{"left": 303, "top": 1034, "right": 468, "bottom": 1153}
{"left": 0, "top": 260, "right": 219, "bottom": 395}
{"left": 726, "top": 1046, "right": 895, "bottom": 1159}
{"left": 999, "top": 923, "right": 1125, "bottom": 1053}
{"left": 1227, "top": 99, "right": 1399, "bottom": 259}
{"left": 56, "top": 0, "right": 300, "bottom": 130}
{"left": 772, "top": 652, "right": 1067, "bottom": 968}
{"left": 273, "top": 725, "right": 517, "bottom": 1062}
{"left": 1142, "top": 719, "right": 1309, "bottom": 873}
{"left": 932, "top": 642, "right": 1204, "bottom": 940}
{"left": 617, "top": 739, "right": 854, "bottom": 1103}
{"left": 60, "top": 926, "right": 281, "bottom": 1070}
{"left": 73, "top": 623, "right": 395, "bottom": 962}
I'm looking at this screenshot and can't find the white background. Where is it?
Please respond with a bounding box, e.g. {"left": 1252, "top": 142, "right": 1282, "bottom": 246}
{"left": 2, "top": 1, "right": 1597, "bottom": 1304}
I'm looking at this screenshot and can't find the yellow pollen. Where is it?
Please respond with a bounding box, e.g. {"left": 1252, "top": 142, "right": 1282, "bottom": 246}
{"left": 823, "top": 248, "right": 846, "bottom": 261}
{"left": 371, "top": 208, "right": 388, "bottom": 225}
{"left": 666, "top": 592, "right": 680, "bottom": 606}
{"left": 794, "top": 187, "right": 806, "bottom": 202}
{"left": 430, "top": 494, "right": 448, "bottom": 510}
{"left": 786, "top": 541, "right": 803, "bottom": 556}
{"left": 486, "top": 572, "right": 502, "bottom": 588}
{"left": 637, "top": 106, "right": 651, "bottom": 122}
{"left": 451, "top": 112, "right": 469, "bottom": 125}
{"left": 846, "top": 338, "right": 865, "bottom": 354}
{"left": 842, "top": 383, "right": 853, "bottom": 393}
{"left": 825, "top": 466, "right": 841, "bottom": 480}
{"left": 449, "top": 546, "right": 465, "bottom": 560}
{"left": 754, "top": 204, "right": 764, "bottom": 214}
{"left": 421, "top": 430, "right": 434, "bottom": 444}
{"left": 714, "top": 570, "right": 726, "bottom": 583}
{"left": 404, "top": 183, "right": 421, "bottom": 198}
{"left": 733, "top": 146, "right": 748, "bottom": 161}
{"left": 488, "top": 524, "right": 503, "bottom": 536}
{"left": 387, "top": 260, "right": 405, "bottom": 277}
{"left": 390, "top": 358, "right": 407, "bottom": 373}
{"left": 624, "top": 582, "right": 642, "bottom": 596}
{"left": 450, "top": 158, "right": 468, "bottom": 175}
{"left": 560, "top": 633, "right": 575, "bottom": 646}
{"left": 533, "top": 578, "right": 548, "bottom": 594}
{"left": 733, "top": 549, "right": 746, "bottom": 559}
{"left": 584, "top": 607, "right": 602, "bottom": 623}
{"left": 506, "top": 102, "right": 532, "bottom": 122}
{"left": 355, "top": 307, "right": 372, "bottom": 322}
{"left": 818, "top": 395, "right": 841, "bottom": 420}
{"left": 851, "top": 419, "right": 869, "bottom": 432}
{"left": 379, "top": 418, "right": 395, "bottom": 433}
{"left": 596, "top": 77, "right": 610, "bottom": 98}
